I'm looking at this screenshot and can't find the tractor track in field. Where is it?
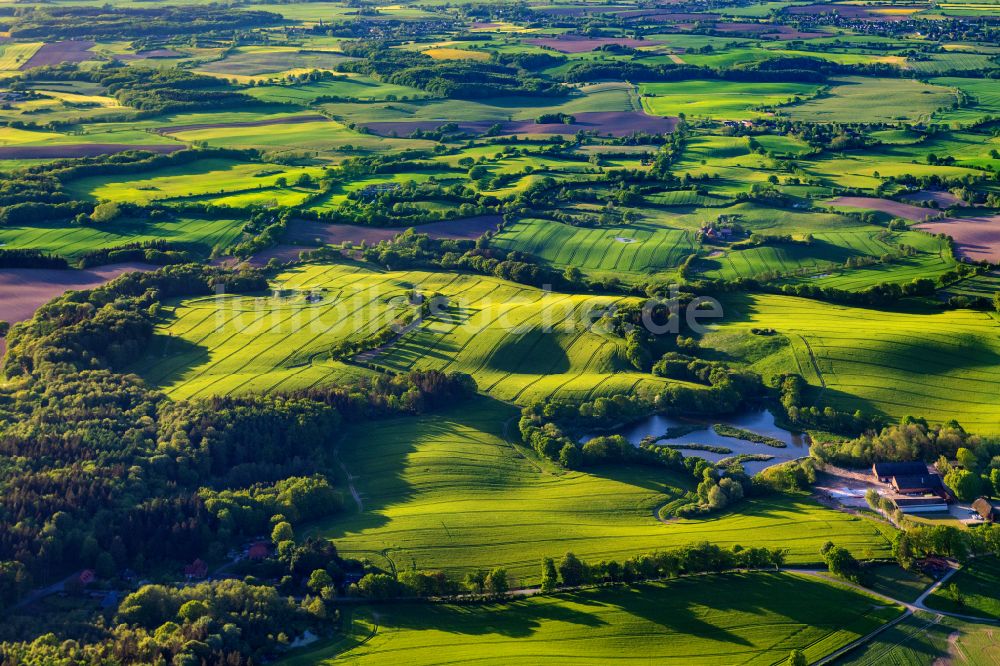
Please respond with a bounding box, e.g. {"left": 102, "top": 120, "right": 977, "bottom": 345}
{"left": 797, "top": 334, "right": 827, "bottom": 390}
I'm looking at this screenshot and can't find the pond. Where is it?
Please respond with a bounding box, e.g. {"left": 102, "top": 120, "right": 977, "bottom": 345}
{"left": 605, "top": 409, "right": 809, "bottom": 476}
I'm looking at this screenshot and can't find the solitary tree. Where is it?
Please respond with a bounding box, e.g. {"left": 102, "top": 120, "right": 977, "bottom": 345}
{"left": 786, "top": 649, "right": 807, "bottom": 666}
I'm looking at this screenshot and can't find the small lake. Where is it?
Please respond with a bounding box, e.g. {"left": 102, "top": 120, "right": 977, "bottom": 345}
{"left": 603, "top": 409, "right": 808, "bottom": 476}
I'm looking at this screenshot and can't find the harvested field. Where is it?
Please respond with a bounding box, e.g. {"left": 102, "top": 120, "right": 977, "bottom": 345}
{"left": 158, "top": 114, "right": 330, "bottom": 134}
{"left": 0, "top": 144, "right": 183, "bottom": 159}
{"left": 536, "top": 6, "right": 631, "bottom": 16}
{"left": 20, "top": 41, "right": 95, "bottom": 69}
{"left": 363, "top": 111, "right": 677, "bottom": 137}
{"left": 917, "top": 215, "right": 1000, "bottom": 262}
{"left": 525, "top": 36, "right": 665, "bottom": 53}
{"left": 709, "top": 21, "right": 773, "bottom": 33}
{"left": 827, "top": 196, "right": 937, "bottom": 222}
{"left": 0, "top": 262, "right": 153, "bottom": 325}
{"left": 902, "top": 189, "right": 965, "bottom": 207}
{"left": 118, "top": 49, "right": 184, "bottom": 61}
{"left": 284, "top": 215, "right": 501, "bottom": 245}
{"left": 0, "top": 262, "right": 153, "bottom": 358}
{"left": 621, "top": 11, "right": 719, "bottom": 21}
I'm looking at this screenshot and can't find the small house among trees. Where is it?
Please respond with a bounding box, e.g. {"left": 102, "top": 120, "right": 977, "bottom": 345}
{"left": 183, "top": 559, "right": 208, "bottom": 580}
{"left": 972, "top": 497, "right": 999, "bottom": 522}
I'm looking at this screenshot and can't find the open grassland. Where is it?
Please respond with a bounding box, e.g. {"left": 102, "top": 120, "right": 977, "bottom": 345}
{"left": 316, "top": 398, "right": 896, "bottom": 584}
{"left": 750, "top": 230, "right": 956, "bottom": 290}
{"left": 63, "top": 158, "right": 326, "bottom": 205}
{"left": 0, "top": 41, "right": 42, "bottom": 71}
{"left": 134, "top": 262, "right": 669, "bottom": 403}
{"left": 284, "top": 574, "right": 902, "bottom": 666}
{"left": 705, "top": 294, "right": 1000, "bottom": 434}
{"left": 671, "top": 134, "right": 778, "bottom": 195}
{"left": 245, "top": 75, "right": 431, "bottom": 104}
{"left": 162, "top": 118, "right": 431, "bottom": 154}
{"left": 0, "top": 82, "right": 126, "bottom": 123}
{"left": 782, "top": 78, "right": 956, "bottom": 124}
{"left": 797, "top": 131, "right": 991, "bottom": 191}
{"left": 195, "top": 47, "right": 353, "bottom": 78}
{"left": 490, "top": 217, "right": 697, "bottom": 277}
{"left": 641, "top": 80, "right": 822, "bottom": 120}
{"left": 693, "top": 228, "right": 935, "bottom": 284}
{"left": 0, "top": 215, "right": 244, "bottom": 261}
{"left": 932, "top": 77, "right": 1000, "bottom": 124}
{"left": 316, "top": 82, "right": 637, "bottom": 125}
{"left": 905, "top": 52, "right": 998, "bottom": 75}
{"left": 924, "top": 557, "right": 1000, "bottom": 620}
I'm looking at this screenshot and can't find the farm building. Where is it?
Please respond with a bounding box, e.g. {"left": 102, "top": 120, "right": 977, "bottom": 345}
{"left": 872, "top": 461, "right": 928, "bottom": 482}
{"left": 891, "top": 474, "right": 946, "bottom": 496}
{"left": 892, "top": 496, "right": 949, "bottom": 514}
{"left": 972, "top": 497, "right": 999, "bottom": 522}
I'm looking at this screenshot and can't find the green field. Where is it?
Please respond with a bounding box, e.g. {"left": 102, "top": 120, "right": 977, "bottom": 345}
{"left": 195, "top": 46, "right": 353, "bottom": 77}
{"left": 0, "top": 41, "right": 42, "bottom": 72}
{"left": 314, "top": 82, "right": 636, "bottom": 125}
{"left": 782, "top": 77, "right": 957, "bottom": 124}
{"left": 670, "top": 134, "right": 778, "bottom": 196}
{"left": 641, "top": 80, "right": 822, "bottom": 120}
{"left": 768, "top": 230, "right": 956, "bottom": 290}
{"left": 284, "top": 573, "right": 902, "bottom": 665}
{"left": 832, "top": 612, "right": 960, "bottom": 666}
{"left": 133, "top": 262, "right": 670, "bottom": 402}
{"left": 491, "top": 217, "right": 696, "bottom": 278}
{"left": 0, "top": 215, "right": 244, "bottom": 261}
{"left": 64, "top": 158, "right": 327, "bottom": 205}
{"left": 693, "top": 228, "right": 915, "bottom": 283}
{"left": 933, "top": 76, "right": 1000, "bottom": 125}
{"left": 245, "top": 75, "right": 432, "bottom": 103}
{"left": 705, "top": 294, "right": 1000, "bottom": 434}
{"left": 314, "top": 398, "right": 896, "bottom": 584}
{"left": 924, "top": 557, "right": 1000, "bottom": 620}
{"left": 162, "top": 119, "right": 434, "bottom": 155}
